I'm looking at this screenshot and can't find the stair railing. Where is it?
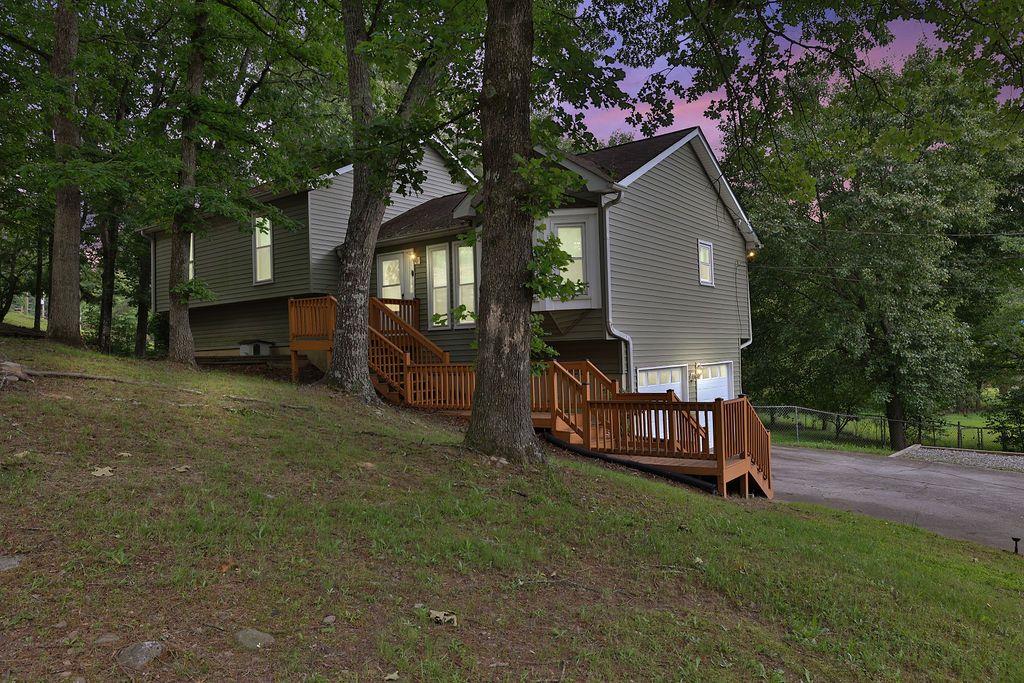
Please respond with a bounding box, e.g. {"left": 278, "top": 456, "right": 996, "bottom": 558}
{"left": 368, "top": 327, "right": 410, "bottom": 393}
{"left": 368, "top": 297, "right": 449, "bottom": 366}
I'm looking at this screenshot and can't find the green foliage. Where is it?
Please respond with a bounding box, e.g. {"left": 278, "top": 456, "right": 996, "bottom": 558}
{"left": 170, "top": 278, "right": 215, "bottom": 303}
{"left": 985, "top": 387, "right": 1024, "bottom": 453}
{"left": 730, "top": 50, "right": 1024, "bottom": 419}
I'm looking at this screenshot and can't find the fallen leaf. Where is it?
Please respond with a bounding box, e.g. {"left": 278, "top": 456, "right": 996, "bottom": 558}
{"left": 117, "top": 452, "right": 132, "bottom": 458}
{"left": 357, "top": 462, "right": 376, "bottom": 471}
{"left": 218, "top": 560, "right": 238, "bottom": 573}
{"left": 91, "top": 466, "right": 113, "bottom": 477}
{"left": 12, "top": 451, "right": 28, "bottom": 459}
{"left": 383, "top": 672, "right": 399, "bottom": 681}
{"left": 172, "top": 465, "right": 191, "bottom": 472}
{"left": 429, "top": 610, "right": 458, "bottom": 626}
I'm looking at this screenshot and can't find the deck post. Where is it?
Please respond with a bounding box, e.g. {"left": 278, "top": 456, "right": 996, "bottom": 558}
{"left": 714, "top": 398, "right": 726, "bottom": 497}
{"left": 290, "top": 349, "right": 299, "bottom": 383}
{"left": 403, "top": 353, "right": 412, "bottom": 404}
{"left": 742, "top": 397, "right": 750, "bottom": 459}
{"left": 582, "top": 381, "right": 592, "bottom": 449}
{"left": 667, "top": 390, "right": 677, "bottom": 453}
{"left": 549, "top": 361, "right": 558, "bottom": 420}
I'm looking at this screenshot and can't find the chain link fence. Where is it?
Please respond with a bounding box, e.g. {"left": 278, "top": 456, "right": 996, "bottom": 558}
{"left": 754, "top": 405, "right": 1017, "bottom": 452}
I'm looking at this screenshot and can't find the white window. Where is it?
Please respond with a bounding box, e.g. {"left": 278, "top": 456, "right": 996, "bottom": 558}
{"left": 698, "top": 240, "right": 714, "bottom": 286}
{"left": 378, "top": 253, "right": 404, "bottom": 300}
{"left": 253, "top": 217, "right": 273, "bottom": 283}
{"left": 188, "top": 233, "right": 195, "bottom": 280}
{"left": 533, "top": 210, "right": 601, "bottom": 312}
{"left": 426, "top": 243, "right": 450, "bottom": 328}
{"left": 454, "top": 243, "right": 476, "bottom": 325}
{"left": 555, "top": 223, "right": 585, "bottom": 287}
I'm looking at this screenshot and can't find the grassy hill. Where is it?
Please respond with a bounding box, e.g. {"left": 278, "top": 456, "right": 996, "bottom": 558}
{"left": 1, "top": 337, "right": 1022, "bottom": 681}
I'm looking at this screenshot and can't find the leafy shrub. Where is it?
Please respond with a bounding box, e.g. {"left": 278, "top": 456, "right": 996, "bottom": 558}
{"left": 985, "top": 387, "right": 1024, "bottom": 452}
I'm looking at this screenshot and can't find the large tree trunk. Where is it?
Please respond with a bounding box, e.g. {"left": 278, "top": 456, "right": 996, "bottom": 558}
{"left": 98, "top": 214, "right": 120, "bottom": 353}
{"left": 886, "top": 392, "right": 908, "bottom": 451}
{"left": 464, "top": 0, "right": 543, "bottom": 464}
{"left": 167, "top": 0, "right": 207, "bottom": 365}
{"left": 135, "top": 240, "right": 151, "bottom": 357}
{"left": 327, "top": 0, "right": 436, "bottom": 400}
{"left": 47, "top": 0, "right": 82, "bottom": 346}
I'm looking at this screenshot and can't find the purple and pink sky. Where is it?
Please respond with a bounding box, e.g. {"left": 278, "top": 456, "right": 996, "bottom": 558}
{"left": 581, "top": 20, "right": 939, "bottom": 151}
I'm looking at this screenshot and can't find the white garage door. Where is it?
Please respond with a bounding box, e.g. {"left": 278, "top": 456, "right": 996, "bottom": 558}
{"left": 635, "top": 367, "right": 685, "bottom": 440}
{"left": 696, "top": 363, "right": 732, "bottom": 401}
{"left": 636, "top": 366, "right": 685, "bottom": 399}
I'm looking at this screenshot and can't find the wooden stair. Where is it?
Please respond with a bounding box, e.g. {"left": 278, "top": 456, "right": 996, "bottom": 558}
{"left": 288, "top": 295, "right": 773, "bottom": 498}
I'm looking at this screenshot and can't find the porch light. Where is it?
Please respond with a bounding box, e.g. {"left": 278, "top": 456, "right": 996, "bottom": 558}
{"left": 690, "top": 363, "right": 704, "bottom": 381}
{"left": 409, "top": 250, "right": 420, "bottom": 265}
{"left": 746, "top": 248, "right": 758, "bottom": 261}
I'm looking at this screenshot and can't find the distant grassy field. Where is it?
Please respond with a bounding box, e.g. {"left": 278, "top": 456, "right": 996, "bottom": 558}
{"left": 2, "top": 338, "right": 1023, "bottom": 680}
{"left": 2, "top": 310, "right": 45, "bottom": 330}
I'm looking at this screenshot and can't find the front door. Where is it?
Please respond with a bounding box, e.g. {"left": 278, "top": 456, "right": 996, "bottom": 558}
{"left": 377, "top": 252, "right": 406, "bottom": 302}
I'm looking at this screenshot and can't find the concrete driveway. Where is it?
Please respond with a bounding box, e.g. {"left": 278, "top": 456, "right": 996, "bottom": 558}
{"left": 772, "top": 445, "right": 1024, "bottom": 551}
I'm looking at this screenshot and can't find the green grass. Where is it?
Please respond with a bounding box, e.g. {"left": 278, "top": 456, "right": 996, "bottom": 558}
{"left": 2, "top": 310, "right": 45, "bottom": 330}
{"left": 2, "top": 338, "right": 1023, "bottom": 680}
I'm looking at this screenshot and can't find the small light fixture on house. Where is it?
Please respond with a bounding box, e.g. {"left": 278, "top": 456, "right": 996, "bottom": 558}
{"left": 746, "top": 248, "right": 758, "bottom": 261}
{"left": 409, "top": 250, "right": 420, "bottom": 266}
{"left": 690, "top": 363, "right": 704, "bottom": 382}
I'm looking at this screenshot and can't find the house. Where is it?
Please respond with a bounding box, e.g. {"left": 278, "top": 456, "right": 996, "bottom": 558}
{"left": 148, "top": 128, "right": 771, "bottom": 497}
{"left": 148, "top": 128, "right": 759, "bottom": 402}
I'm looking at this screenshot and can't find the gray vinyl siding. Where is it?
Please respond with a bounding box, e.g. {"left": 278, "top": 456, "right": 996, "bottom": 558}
{"left": 153, "top": 193, "right": 311, "bottom": 312}
{"left": 189, "top": 298, "right": 293, "bottom": 352}
{"left": 307, "top": 146, "right": 465, "bottom": 292}
{"left": 541, "top": 309, "right": 607, "bottom": 342}
{"left": 608, "top": 142, "right": 752, "bottom": 395}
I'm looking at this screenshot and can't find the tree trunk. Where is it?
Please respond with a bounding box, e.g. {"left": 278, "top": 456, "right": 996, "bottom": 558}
{"left": 327, "top": 0, "right": 440, "bottom": 400}
{"left": 47, "top": 0, "right": 82, "bottom": 346}
{"left": 98, "top": 213, "right": 120, "bottom": 353}
{"left": 134, "top": 240, "right": 151, "bottom": 358}
{"left": 464, "top": 0, "right": 543, "bottom": 464}
{"left": 167, "top": 0, "right": 207, "bottom": 365}
{"left": 886, "top": 393, "right": 908, "bottom": 451}
{"left": 33, "top": 224, "right": 45, "bottom": 331}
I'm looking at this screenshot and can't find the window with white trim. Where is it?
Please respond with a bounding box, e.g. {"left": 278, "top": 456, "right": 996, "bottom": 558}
{"left": 188, "top": 233, "right": 195, "bottom": 280}
{"left": 426, "top": 243, "right": 450, "bottom": 328}
{"left": 555, "top": 223, "right": 585, "bottom": 288}
{"left": 698, "top": 240, "right": 714, "bottom": 286}
{"left": 253, "top": 217, "right": 273, "bottom": 283}
{"left": 378, "top": 253, "right": 404, "bottom": 300}
{"left": 454, "top": 243, "right": 476, "bottom": 325}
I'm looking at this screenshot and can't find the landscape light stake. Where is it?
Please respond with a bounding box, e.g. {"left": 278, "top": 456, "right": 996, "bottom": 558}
{"left": 1013, "top": 537, "right": 1020, "bottom": 555}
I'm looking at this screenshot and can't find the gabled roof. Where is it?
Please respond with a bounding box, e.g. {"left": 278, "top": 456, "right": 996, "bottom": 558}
{"left": 582, "top": 127, "right": 760, "bottom": 247}
{"left": 579, "top": 128, "right": 698, "bottom": 182}
{"left": 375, "top": 126, "right": 760, "bottom": 248}
{"left": 377, "top": 191, "right": 470, "bottom": 244}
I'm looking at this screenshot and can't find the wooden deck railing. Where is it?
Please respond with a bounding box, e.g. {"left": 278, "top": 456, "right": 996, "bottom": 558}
{"left": 368, "top": 328, "right": 410, "bottom": 392}
{"left": 287, "top": 297, "right": 771, "bottom": 496}
{"left": 289, "top": 295, "right": 336, "bottom": 341}
{"left": 406, "top": 363, "right": 476, "bottom": 409}
{"left": 369, "top": 298, "right": 449, "bottom": 366}
{"left": 376, "top": 298, "right": 420, "bottom": 329}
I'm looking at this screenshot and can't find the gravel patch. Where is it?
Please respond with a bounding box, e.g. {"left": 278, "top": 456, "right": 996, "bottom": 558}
{"left": 898, "top": 446, "right": 1024, "bottom": 473}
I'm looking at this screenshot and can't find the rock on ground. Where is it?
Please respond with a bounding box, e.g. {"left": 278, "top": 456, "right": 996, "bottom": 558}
{"left": 116, "top": 641, "right": 166, "bottom": 669}
{"left": 0, "top": 555, "right": 25, "bottom": 572}
{"left": 235, "top": 628, "right": 275, "bottom": 650}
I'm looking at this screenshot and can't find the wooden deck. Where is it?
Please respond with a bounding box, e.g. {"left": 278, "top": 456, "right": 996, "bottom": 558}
{"left": 288, "top": 295, "right": 773, "bottom": 498}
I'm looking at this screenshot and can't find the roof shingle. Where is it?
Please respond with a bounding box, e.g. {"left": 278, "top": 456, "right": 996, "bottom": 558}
{"left": 579, "top": 127, "right": 697, "bottom": 181}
